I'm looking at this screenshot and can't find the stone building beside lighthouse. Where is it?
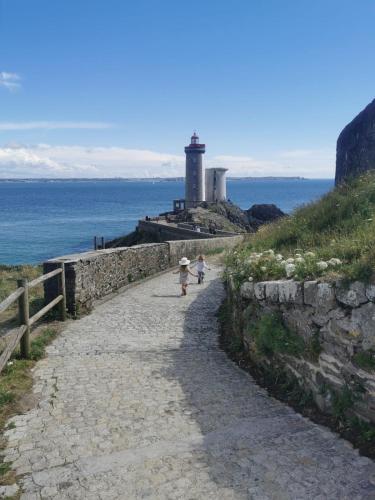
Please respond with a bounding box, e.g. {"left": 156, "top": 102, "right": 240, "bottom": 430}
{"left": 205, "top": 167, "right": 228, "bottom": 202}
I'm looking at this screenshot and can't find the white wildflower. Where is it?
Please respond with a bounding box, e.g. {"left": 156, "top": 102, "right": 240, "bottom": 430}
{"left": 295, "top": 257, "right": 305, "bottom": 264}
{"left": 305, "top": 252, "right": 315, "bottom": 258}
{"left": 328, "top": 258, "right": 342, "bottom": 266}
{"left": 295, "top": 253, "right": 302, "bottom": 258}
{"left": 285, "top": 263, "right": 296, "bottom": 277}
{"left": 7, "top": 361, "right": 13, "bottom": 366}
{"left": 286, "top": 257, "right": 295, "bottom": 264}
{"left": 260, "top": 266, "right": 267, "bottom": 272}
{"left": 275, "top": 254, "right": 283, "bottom": 261}
{"left": 248, "top": 277, "right": 253, "bottom": 282}
{"left": 317, "top": 261, "right": 328, "bottom": 270}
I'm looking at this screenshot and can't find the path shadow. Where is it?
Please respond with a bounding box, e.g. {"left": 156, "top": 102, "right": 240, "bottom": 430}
{"left": 160, "top": 277, "right": 375, "bottom": 498}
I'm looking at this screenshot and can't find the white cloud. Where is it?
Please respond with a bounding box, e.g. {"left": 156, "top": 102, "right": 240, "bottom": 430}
{"left": 0, "top": 72, "right": 21, "bottom": 91}
{"left": 210, "top": 149, "right": 335, "bottom": 178}
{"left": 0, "top": 144, "right": 185, "bottom": 178}
{"left": 0, "top": 121, "right": 113, "bottom": 130}
{"left": 0, "top": 144, "right": 335, "bottom": 179}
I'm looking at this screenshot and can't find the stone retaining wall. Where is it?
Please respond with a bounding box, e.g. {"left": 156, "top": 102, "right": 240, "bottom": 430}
{"left": 44, "top": 236, "right": 243, "bottom": 316}
{"left": 227, "top": 277, "right": 375, "bottom": 423}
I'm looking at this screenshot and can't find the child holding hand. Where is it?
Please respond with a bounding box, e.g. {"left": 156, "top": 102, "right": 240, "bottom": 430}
{"left": 173, "top": 257, "right": 197, "bottom": 296}
{"left": 195, "top": 255, "right": 211, "bottom": 284}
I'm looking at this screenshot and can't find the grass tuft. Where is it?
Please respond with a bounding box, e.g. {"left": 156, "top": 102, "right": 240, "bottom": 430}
{"left": 248, "top": 313, "right": 305, "bottom": 357}
{"left": 352, "top": 351, "right": 375, "bottom": 372}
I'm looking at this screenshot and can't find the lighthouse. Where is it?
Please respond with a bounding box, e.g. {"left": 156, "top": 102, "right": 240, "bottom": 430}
{"left": 184, "top": 132, "right": 206, "bottom": 208}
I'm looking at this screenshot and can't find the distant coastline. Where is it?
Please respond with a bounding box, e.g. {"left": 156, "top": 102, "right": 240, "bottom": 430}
{"left": 0, "top": 176, "right": 318, "bottom": 183}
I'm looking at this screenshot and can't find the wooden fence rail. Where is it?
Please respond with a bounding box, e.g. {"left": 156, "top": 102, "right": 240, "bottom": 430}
{"left": 0, "top": 263, "right": 66, "bottom": 372}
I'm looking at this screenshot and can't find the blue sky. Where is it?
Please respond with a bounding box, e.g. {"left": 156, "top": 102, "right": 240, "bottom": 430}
{"left": 0, "top": 0, "right": 374, "bottom": 178}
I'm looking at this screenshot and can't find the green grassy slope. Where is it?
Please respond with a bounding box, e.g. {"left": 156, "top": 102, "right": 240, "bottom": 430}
{"left": 227, "top": 172, "right": 375, "bottom": 283}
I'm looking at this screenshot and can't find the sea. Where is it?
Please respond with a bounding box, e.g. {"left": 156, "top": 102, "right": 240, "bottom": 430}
{"left": 0, "top": 179, "right": 334, "bottom": 265}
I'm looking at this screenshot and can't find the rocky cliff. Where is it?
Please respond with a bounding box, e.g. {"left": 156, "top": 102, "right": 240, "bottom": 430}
{"left": 107, "top": 201, "right": 285, "bottom": 248}
{"left": 336, "top": 98, "right": 375, "bottom": 185}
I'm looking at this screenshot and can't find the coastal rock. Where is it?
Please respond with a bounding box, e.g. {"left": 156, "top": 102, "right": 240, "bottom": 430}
{"left": 335, "top": 98, "right": 375, "bottom": 185}
{"left": 246, "top": 204, "right": 285, "bottom": 229}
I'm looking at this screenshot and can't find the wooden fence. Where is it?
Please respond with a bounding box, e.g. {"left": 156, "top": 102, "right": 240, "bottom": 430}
{"left": 0, "top": 263, "right": 66, "bottom": 373}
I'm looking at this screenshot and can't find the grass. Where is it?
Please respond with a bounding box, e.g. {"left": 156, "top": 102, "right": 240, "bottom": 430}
{"left": 247, "top": 313, "right": 305, "bottom": 357}
{"left": 352, "top": 350, "right": 375, "bottom": 372}
{"left": 226, "top": 172, "right": 375, "bottom": 283}
{"left": 0, "top": 264, "right": 44, "bottom": 336}
{"left": 205, "top": 247, "right": 225, "bottom": 255}
{"left": 0, "top": 264, "right": 42, "bottom": 303}
{"left": 0, "top": 327, "right": 58, "bottom": 487}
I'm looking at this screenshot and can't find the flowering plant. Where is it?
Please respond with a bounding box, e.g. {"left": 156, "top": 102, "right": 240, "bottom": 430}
{"left": 226, "top": 247, "right": 342, "bottom": 287}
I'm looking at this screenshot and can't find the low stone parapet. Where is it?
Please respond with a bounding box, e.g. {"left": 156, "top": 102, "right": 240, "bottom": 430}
{"left": 44, "top": 235, "right": 243, "bottom": 316}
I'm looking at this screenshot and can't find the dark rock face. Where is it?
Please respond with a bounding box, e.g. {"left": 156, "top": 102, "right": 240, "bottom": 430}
{"left": 246, "top": 204, "right": 285, "bottom": 229}
{"left": 335, "top": 98, "right": 375, "bottom": 185}
{"left": 202, "top": 201, "right": 252, "bottom": 231}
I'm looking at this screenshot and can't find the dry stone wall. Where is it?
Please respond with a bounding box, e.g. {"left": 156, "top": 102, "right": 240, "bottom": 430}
{"left": 44, "top": 244, "right": 170, "bottom": 316}
{"left": 228, "top": 277, "right": 375, "bottom": 423}
{"left": 44, "top": 236, "right": 243, "bottom": 316}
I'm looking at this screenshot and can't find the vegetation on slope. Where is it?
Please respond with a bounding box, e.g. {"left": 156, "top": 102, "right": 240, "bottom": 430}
{"left": 0, "top": 265, "right": 44, "bottom": 335}
{"left": 227, "top": 172, "right": 375, "bottom": 283}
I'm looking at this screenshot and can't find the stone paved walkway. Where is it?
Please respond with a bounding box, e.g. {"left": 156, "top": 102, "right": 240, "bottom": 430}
{"left": 3, "top": 265, "right": 375, "bottom": 499}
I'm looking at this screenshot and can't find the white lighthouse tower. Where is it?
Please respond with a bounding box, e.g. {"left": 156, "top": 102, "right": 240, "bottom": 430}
{"left": 184, "top": 132, "right": 206, "bottom": 208}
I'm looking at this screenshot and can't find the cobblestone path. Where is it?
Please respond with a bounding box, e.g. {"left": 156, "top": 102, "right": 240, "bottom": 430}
{"left": 4, "top": 265, "right": 375, "bottom": 499}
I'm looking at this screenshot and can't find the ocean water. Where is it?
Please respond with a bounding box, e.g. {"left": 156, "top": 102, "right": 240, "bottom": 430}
{"left": 0, "top": 179, "right": 334, "bottom": 265}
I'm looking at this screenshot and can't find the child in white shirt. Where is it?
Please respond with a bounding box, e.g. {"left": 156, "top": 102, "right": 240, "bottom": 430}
{"left": 195, "top": 255, "right": 211, "bottom": 284}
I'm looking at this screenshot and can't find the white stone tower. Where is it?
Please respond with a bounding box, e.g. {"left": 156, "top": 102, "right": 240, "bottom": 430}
{"left": 184, "top": 132, "right": 206, "bottom": 208}
{"left": 205, "top": 168, "right": 228, "bottom": 202}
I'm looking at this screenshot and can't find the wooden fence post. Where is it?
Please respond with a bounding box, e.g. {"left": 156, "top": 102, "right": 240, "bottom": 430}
{"left": 17, "top": 278, "right": 30, "bottom": 359}
{"left": 94, "top": 236, "right": 98, "bottom": 250}
{"left": 101, "top": 236, "right": 105, "bottom": 249}
{"left": 58, "top": 263, "right": 67, "bottom": 321}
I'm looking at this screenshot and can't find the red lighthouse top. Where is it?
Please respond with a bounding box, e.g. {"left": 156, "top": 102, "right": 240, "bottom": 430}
{"left": 185, "top": 131, "right": 205, "bottom": 152}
